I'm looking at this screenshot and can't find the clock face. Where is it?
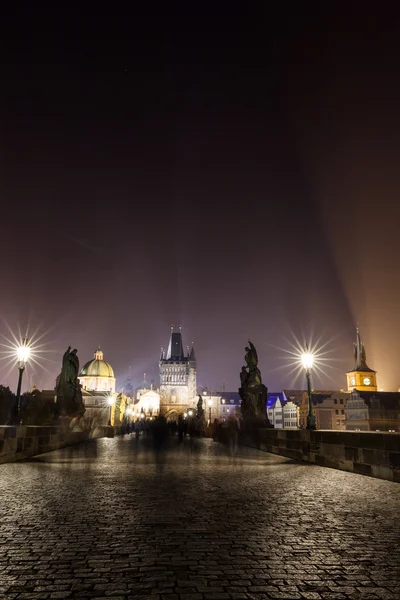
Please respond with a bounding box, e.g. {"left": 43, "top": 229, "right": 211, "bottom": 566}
{"left": 351, "top": 377, "right": 356, "bottom": 386}
{"left": 363, "top": 377, "right": 371, "bottom": 386}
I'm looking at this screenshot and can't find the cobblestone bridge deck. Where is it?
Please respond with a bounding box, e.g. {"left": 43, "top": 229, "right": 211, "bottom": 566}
{"left": 1, "top": 436, "right": 399, "bottom": 600}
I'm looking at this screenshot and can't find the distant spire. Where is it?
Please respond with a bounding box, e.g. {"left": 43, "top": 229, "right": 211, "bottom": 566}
{"left": 353, "top": 327, "right": 373, "bottom": 371}
{"left": 189, "top": 342, "right": 196, "bottom": 362}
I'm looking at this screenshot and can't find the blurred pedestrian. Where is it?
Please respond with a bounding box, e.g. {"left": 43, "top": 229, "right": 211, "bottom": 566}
{"left": 152, "top": 415, "right": 168, "bottom": 453}
{"left": 227, "top": 414, "right": 240, "bottom": 456}
{"left": 177, "top": 415, "right": 184, "bottom": 441}
{"left": 211, "top": 418, "right": 219, "bottom": 441}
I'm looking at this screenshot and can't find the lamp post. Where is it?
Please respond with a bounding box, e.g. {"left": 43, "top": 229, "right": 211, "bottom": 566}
{"left": 16, "top": 338, "right": 31, "bottom": 424}
{"left": 107, "top": 395, "right": 115, "bottom": 427}
{"left": 208, "top": 398, "right": 212, "bottom": 425}
{"left": 301, "top": 349, "right": 316, "bottom": 430}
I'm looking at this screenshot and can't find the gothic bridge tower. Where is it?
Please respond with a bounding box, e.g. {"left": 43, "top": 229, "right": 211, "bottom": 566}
{"left": 159, "top": 326, "right": 197, "bottom": 419}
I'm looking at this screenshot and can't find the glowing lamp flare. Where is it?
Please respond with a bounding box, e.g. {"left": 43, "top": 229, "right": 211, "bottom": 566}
{"left": 16, "top": 344, "right": 31, "bottom": 364}
{"left": 107, "top": 396, "right": 115, "bottom": 406}
{"left": 301, "top": 352, "right": 314, "bottom": 370}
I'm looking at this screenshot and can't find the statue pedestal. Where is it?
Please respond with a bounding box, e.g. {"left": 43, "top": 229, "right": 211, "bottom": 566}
{"left": 239, "top": 384, "right": 273, "bottom": 428}
{"left": 55, "top": 386, "right": 85, "bottom": 420}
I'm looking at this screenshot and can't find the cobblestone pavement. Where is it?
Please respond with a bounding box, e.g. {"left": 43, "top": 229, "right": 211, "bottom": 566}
{"left": 1, "top": 436, "right": 400, "bottom": 600}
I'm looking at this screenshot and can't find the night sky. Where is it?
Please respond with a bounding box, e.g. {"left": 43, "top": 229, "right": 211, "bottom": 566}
{"left": 2, "top": 5, "right": 400, "bottom": 393}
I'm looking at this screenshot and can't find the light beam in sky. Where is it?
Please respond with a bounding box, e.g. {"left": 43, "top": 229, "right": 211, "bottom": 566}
{"left": 268, "top": 328, "right": 345, "bottom": 389}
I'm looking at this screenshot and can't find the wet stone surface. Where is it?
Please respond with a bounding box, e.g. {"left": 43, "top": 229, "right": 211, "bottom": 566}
{"left": 0, "top": 436, "right": 399, "bottom": 600}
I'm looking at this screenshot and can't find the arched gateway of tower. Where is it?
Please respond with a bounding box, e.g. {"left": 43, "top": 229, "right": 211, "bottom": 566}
{"left": 159, "top": 327, "right": 197, "bottom": 418}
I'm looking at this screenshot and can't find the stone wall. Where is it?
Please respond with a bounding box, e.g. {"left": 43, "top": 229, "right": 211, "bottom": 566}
{"left": 0, "top": 426, "right": 89, "bottom": 464}
{"left": 245, "top": 428, "right": 400, "bottom": 483}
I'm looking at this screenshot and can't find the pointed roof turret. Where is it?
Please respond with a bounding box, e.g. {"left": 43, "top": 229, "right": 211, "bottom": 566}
{"left": 166, "top": 325, "right": 185, "bottom": 360}
{"left": 349, "top": 327, "right": 375, "bottom": 373}
{"left": 189, "top": 343, "right": 196, "bottom": 362}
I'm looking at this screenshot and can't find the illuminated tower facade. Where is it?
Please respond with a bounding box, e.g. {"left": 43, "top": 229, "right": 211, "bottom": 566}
{"left": 159, "top": 326, "right": 197, "bottom": 419}
{"left": 346, "top": 328, "right": 377, "bottom": 392}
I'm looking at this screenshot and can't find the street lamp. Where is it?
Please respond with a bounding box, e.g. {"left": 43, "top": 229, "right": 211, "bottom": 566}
{"left": 301, "top": 348, "right": 316, "bottom": 430}
{"left": 207, "top": 398, "right": 213, "bottom": 425}
{"left": 15, "top": 338, "right": 31, "bottom": 424}
{"left": 107, "top": 395, "right": 115, "bottom": 427}
{"left": 188, "top": 409, "right": 193, "bottom": 417}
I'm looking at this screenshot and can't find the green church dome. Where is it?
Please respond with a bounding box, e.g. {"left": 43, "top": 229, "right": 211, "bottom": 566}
{"left": 79, "top": 347, "right": 115, "bottom": 378}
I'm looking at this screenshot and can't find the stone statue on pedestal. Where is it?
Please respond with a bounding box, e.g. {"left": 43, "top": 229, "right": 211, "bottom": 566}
{"left": 239, "top": 340, "right": 271, "bottom": 426}
{"left": 55, "top": 346, "right": 85, "bottom": 420}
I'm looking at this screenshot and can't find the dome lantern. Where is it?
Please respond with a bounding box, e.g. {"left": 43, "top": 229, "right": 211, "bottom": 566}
{"left": 94, "top": 346, "right": 104, "bottom": 361}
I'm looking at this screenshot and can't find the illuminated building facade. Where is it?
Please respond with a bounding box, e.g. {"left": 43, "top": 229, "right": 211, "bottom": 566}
{"left": 133, "top": 375, "right": 160, "bottom": 418}
{"left": 345, "top": 390, "right": 400, "bottom": 432}
{"left": 298, "top": 391, "right": 348, "bottom": 430}
{"left": 346, "top": 329, "right": 378, "bottom": 392}
{"left": 77, "top": 347, "right": 123, "bottom": 429}
{"left": 159, "top": 327, "right": 197, "bottom": 419}
{"left": 267, "top": 392, "right": 299, "bottom": 429}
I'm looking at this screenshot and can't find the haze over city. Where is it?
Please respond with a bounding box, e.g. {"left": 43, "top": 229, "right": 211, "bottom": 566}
{"left": 2, "top": 5, "right": 400, "bottom": 393}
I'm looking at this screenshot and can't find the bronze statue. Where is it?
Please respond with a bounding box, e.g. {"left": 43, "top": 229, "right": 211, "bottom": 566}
{"left": 239, "top": 340, "right": 271, "bottom": 426}
{"left": 240, "top": 366, "right": 248, "bottom": 387}
{"left": 245, "top": 341, "right": 258, "bottom": 369}
{"left": 58, "top": 346, "right": 79, "bottom": 387}
{"left": 55, "top": 346, "right": 85, "bottom": 420}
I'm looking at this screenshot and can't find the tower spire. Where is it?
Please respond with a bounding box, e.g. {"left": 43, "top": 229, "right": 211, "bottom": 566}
{"left": 166, "top": 326, "right": 184, "bottom": 360}
{"left": 354, "top": 327, "right": 371, "bottom": 371}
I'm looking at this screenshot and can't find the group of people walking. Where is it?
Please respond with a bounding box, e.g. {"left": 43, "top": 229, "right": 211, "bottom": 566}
{"left": 121, "top": 412, "right": 241, "bottom": 456}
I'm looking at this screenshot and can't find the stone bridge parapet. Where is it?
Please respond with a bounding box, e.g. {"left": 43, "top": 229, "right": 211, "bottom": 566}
{"left": 245, "top": 428, "right": 400, "bottom": 482}
{"left": 0, "top": 425, "right": 91, "bottom": 464}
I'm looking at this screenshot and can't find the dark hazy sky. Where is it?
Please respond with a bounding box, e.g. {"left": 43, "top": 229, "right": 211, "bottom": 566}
{"left": 2, "top": 5, "right": 400, "bottom": 393}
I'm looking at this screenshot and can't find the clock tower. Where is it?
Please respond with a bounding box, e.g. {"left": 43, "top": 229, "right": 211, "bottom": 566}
{"left": 346, "top": 328, "right": 377, "bottom": 392}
